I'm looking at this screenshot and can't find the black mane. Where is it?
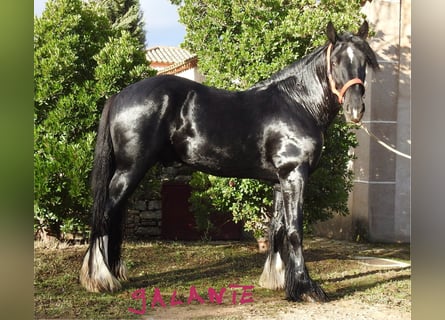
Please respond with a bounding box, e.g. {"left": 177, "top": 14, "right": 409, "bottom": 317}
{"left": 250, "top": 45, "right": 332, "bottom": 126}
{"left": 253, "top": 32, "right": 379, "bottom": 89}
{"left": 251, "top": 46, "right": 327, "bottom": 89}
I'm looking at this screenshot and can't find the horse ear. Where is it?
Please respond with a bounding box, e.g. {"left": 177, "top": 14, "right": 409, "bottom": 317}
{"left": 326, "top": 21, "right": 337, "bottom": 44}
{"left": 357, "top": 21, "right": 369, "bottom": 39}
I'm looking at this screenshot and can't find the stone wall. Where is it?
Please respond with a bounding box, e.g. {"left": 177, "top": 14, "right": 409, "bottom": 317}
{"left": 125, "top": 195, "right": 162, "bottom": 240}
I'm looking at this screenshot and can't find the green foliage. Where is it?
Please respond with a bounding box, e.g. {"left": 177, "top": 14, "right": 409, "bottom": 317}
{"left": 188, "top": 172, "right": 214, "bottom": 233}
{"left": 94, "top": 0, "right": 147, "bottom": 47}
{"left": 179, "top": 0, "right": 365, "bottom": 90}
{"left": 189, "top": 173, "right": 273, "bottom": 238}
{"left": 131, "top": 164, "right": 163, "bottom": 201}
{"left": 34, "top": 0, "right": 154, "bottom": 238}
{"left": 94, "top": 30, "right": 151, "bottom": 95}
{"left": 177, "top": 0, "right": 364, "bottom": 235}
{"left": 304, "top": 117, "right": 358, "bottom": 226}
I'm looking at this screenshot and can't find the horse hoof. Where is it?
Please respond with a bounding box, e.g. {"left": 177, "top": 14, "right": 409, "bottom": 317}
{"left": 301, "top": 290, "right": 329, "bottom": 303}
{"left": 286, "top": 291, "right": 329, "bottom": 303}
{"left": 285, "top": 281, "right": 329, "bottom": 302}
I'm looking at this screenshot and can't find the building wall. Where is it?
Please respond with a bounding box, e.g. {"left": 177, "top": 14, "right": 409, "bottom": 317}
{"left": 175, "top": 67, "right": 206, "bottom": 83}
{"left": 356, "top": 0, "right": 411, "bottom": 242}
{"left": 314, "top": 0, "right": 411, "bottom": 243}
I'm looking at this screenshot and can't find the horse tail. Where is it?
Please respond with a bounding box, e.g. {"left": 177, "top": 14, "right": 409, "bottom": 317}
{"left": 90, "top": 95, "right": 115, "bottom": 236}
{"left": 80, "top": 95, "right": 123, "bottom": 292}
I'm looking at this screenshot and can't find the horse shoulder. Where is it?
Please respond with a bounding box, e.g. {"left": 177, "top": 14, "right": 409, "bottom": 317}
{"left": 261, "top": 117, "right": 323, "bottom": 176}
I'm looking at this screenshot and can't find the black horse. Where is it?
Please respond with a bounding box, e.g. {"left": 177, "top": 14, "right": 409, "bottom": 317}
{"left": 80, "top": 21, "right": 378, "bottom": 302}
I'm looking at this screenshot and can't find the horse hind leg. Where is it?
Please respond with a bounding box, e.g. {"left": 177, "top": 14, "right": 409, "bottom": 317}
{"left": 80, "top": 164, "right": 150, "bottom": 292}
{"left": 80, "top": 171, "right": 130, "bottom": 292}
{"left": 259, "top": 234, "right": 286, "bottom": 290}
{"left": 259, "top": 186, "right": 286, "bottom": 290}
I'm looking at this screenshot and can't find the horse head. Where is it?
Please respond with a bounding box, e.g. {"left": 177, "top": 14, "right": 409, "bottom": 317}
{"left": 326, "top": 21, "right": 379, "bottom": 123}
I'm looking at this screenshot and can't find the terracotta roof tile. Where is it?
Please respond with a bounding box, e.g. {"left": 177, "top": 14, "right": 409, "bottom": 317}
{"left": 146, "top": 46, "right": 195, "bottom": 64}
{"left": 157, "top": 56, "right": 198, "bottom": 75}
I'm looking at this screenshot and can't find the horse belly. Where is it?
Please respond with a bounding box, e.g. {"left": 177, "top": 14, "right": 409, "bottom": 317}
{"left": 172, "top": 132, "right": 276, "bottom": 180}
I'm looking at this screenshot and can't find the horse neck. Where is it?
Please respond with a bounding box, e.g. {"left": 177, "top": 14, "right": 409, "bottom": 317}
{"left": 264, "top": 46, "right": 340, "bottom": 128}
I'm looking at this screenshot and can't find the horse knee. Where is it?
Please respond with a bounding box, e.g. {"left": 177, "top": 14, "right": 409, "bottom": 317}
{"left": 287, "top": 231, "right": 302, "bottom": 249}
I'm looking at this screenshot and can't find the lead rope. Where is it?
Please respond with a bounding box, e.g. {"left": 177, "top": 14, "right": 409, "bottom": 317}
{"left": 358, "top": 123, "right": 411, "bottom": 159}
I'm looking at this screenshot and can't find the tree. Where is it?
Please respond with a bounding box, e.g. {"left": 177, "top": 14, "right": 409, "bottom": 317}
{"left": 176, "top": 0, "right": 365, "bottom": 235}
{"left": 94, "top": 0, "right": 147, "bottom": 47}
{"left": 34, "top": 0, "right": 154, "bottom": 239}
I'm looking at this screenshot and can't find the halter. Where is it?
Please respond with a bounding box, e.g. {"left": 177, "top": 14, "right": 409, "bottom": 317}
{"left": 326, "top": 43, "right": 364, "bottom": 104}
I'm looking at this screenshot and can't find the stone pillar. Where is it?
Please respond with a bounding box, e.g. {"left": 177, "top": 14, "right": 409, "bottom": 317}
{"left": 351, "top": 0, "right": 411, "bottom": 242}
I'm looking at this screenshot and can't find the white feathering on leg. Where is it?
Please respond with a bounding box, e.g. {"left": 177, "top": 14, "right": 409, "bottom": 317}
{"left": 79, "top": 236, "right": 121, "bottom": 292}
{"left": 259, "top": 252, "right": 285, "bottom": 290}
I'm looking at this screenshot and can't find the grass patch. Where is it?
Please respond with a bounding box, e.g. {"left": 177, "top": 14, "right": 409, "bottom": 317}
{"left": 34, "top": 237, "right": 410, "bottom": 319}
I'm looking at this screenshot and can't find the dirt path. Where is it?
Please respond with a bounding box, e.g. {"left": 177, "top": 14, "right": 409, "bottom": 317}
{"left": 142, "top": 297, "right": 410, "bottom": 320}
{"left": 243, "top": 298, "right": 410, "bottom": 320}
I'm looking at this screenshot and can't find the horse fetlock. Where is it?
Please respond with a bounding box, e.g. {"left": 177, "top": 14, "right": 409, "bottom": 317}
{"left": 112, "top": 259, "right": 128, "bottom": 281}
{"left": 79, "top": 238, "right": 122, "bottom": 293}
{"left": 259, "top": 252, "right": 285, "bottom": 290}
{"left": 285, "top": 258, "right": 328, "bottom": 302}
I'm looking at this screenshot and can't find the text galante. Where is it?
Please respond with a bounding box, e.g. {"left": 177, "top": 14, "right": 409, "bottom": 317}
{"left": 128, "top": 284, "right": 254, "bottom": 315}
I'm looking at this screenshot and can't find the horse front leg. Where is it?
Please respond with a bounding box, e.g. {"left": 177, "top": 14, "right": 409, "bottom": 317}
{"left": 279, "top": 165, "right": 328, "bottom": 302}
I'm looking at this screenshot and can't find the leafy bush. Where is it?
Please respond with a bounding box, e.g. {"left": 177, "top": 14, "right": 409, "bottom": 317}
{"left": 189, "top": 173, "right": 273, "bottom": 238}
{"left": 34, "top": 0, "right": 154, "bottom": 238}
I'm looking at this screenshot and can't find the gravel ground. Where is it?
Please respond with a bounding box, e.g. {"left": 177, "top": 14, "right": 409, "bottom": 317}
{"left": 142, "top": 297, "right": 410, "bottom": 320}
{"left": 243, "top": 298, "right": 410, "bottom": 320}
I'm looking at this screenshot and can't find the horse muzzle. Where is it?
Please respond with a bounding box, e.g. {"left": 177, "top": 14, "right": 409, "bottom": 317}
{"left": 344, "top": 102, "right": 365, "bottom": 124}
